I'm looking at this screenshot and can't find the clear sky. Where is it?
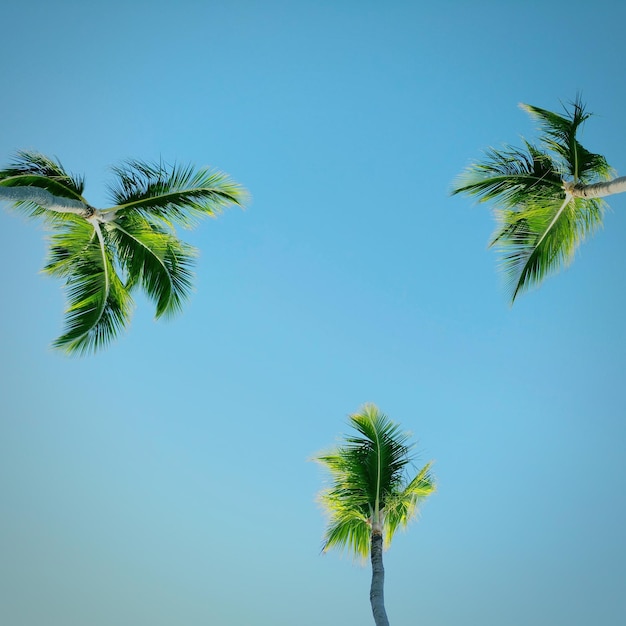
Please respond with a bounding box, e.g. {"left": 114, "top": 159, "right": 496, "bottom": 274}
{"left": 1, "top": 1, "right": 625, "bottom": 625}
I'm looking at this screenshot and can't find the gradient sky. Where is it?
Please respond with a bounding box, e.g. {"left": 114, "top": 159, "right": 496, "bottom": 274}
{"left": 2, "top": 2, "right": 626, "bottom": 625}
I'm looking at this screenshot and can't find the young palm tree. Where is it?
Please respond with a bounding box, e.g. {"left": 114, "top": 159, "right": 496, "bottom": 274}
{"left": 451, "top": 96, "right": 626, "bottom": 301}
{"left": 314, "top": 404, "right": 435, "bottom": 626}
{"left": 0, "top": 150, "right": 248, "bottom": 354}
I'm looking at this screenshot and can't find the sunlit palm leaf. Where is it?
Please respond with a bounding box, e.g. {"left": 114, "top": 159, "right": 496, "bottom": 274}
{"left": 316, "top": 446, "right": 377, "bottom": 560}
{"left": 44, "top": 219, "right": 132, "bottom": 355}
{"left": 384, "top": 462, "right": 435, "bottom": 545}
{"left": 107, "top": 160, "right": 248, "bottom": 228}
{"left": 493, "top": 195, "right": 606, "bottom": 299}
{"left": 317, "top": 493, "right": 371, "bottom": 559}
{"left": 43, "top": 216, "right": 97, "bottom": 277}
{"left": 106, "top": 215, "right": 196, "bottom": 318}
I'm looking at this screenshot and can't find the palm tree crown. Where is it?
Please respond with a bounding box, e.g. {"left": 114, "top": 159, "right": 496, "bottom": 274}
{"left": 316, "top": 404, "right": 435, "bottom": 556}
{"left": 451, "top": 96, "right": 617, "bottom": 301}
{"left": 315, "top": 404, "right": 434, "bottom": 626}
{"left": 0, "top": 151, "right": 248, "bottom": 354}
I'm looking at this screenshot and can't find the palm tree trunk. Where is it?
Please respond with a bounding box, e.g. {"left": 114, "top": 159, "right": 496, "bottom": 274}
{"left": 569, "top": 176, "right": 626, "bottom": 198}
{"left": 370, "top": 529, "right": 390, "bottom": 626}
{"left": 0, "top": 186, "right": 89, "bottom": 215}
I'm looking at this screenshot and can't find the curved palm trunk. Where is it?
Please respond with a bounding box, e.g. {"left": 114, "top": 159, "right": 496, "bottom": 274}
{"left": 370, "top": 529, "right": 390, "bottom": 626}
{"left": 569, "top": 175, "right": 626, "bottom": 199}
{"left": 0, "top": 186, "right": 90, "bottom": 215}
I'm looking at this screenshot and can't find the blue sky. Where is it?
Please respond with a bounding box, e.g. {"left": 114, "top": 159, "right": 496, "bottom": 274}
{"left": 1, "top": 1, "right": 626, "bottom": 625}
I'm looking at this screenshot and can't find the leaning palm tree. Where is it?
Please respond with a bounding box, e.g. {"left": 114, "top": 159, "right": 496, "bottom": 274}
{"left": 314, "top": 404, "right": 435, "bottom": 626}
{"left": 0, "top": 150, "right": 248, "bottom": 354}
{"left": 451, "top": 96, "right": 626, "bottom": 301}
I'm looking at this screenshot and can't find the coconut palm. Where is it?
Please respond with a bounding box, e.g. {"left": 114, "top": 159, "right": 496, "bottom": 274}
{"left": 451, "top": 96, "right": 626, "bottom": 301}
{"left": 314, "top": 404, "right": 435, "bottom": 626}
{"left": 0, "top": 150, "right": 248, "bottom": 354}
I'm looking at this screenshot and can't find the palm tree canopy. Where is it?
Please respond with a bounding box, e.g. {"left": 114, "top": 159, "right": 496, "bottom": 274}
{"left": 0, "top": 151, "right": 249, "bottom": 355}
{"left": 451, "top": 96, "right": 614, "bottom": 301}
{"left": 315, "top": 404, "right": 435, "bottom": 559}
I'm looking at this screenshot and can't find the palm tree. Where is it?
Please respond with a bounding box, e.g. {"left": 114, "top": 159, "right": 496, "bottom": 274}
{"left": 314, "top": 404, "right": 435, "bottom": 626}
{"left": 451, "top": 96, "right": 626, "bottom": 301}
{"left": 0, "top": 151, "right": 248, "bottom": 354}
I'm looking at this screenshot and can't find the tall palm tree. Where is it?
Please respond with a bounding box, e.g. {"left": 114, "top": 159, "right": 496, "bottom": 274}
{"left": 314, "top": 404, "right": 435, "bottom": 626}
{"left": 451, "top": 96, "right": 626, "bottom": 301}
{"left": 0, "top": 150, "right": 248, "bottom": 354}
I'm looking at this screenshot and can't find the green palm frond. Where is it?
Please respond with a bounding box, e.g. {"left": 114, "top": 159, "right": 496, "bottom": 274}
{"left": 383, "top": 462, "right": 435, "bottom": 545}
{"left": 452, "top": 141, "right": 563, "bottom": 207}
{"left": 346, "top": 407, "right": 412, "bottom": 512}
{"left": 106, "top": 215, "right": 196, "bottom": 318}
{"left": 315, "top": 405, "right": 434, "bottom": 560}
{"left": 0, "top": 151, "right": 86, "bottom": 221}
{"left": 316, "top": 449, "right": 373, "bottom": 525}
{"left": 43, "top": 216, "right": 97, "bottom": 277}
{"left": 521, "top": 97, "right": 613, "bottom": 183}
{"left": 318, "top": 488, "right": 371, "bottom": 559}
{"left": 44, "top": 219, "right": 132, "bottom": 355}
{"left": 492, "top": 195, "right": 606, "bottom": 299}
{"left": 107, "top": 160, "right": 249, "bottom": 227}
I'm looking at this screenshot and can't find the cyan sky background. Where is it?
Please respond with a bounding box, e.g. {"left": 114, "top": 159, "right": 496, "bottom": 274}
{"left": 1, "top": 2, "right": 625, "bottom": 625}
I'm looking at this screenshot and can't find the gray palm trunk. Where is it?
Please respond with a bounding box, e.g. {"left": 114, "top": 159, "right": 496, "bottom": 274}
{"left": 566, "top": 175, "right": 626, "bottom": 199}
{"left": 370, "top": 530, "right": 390, "bottom": 626}
{"left": 0, "top": 186, "right": 91, "bottom": 215}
